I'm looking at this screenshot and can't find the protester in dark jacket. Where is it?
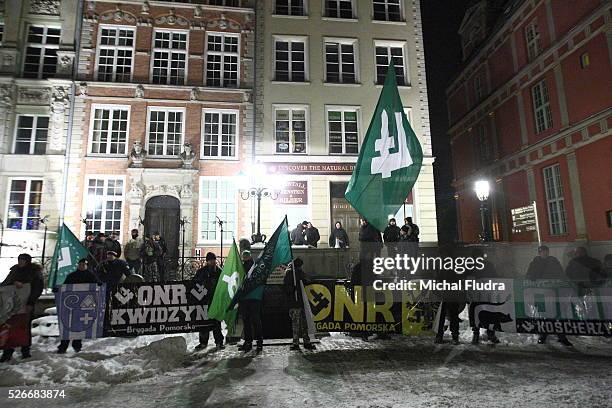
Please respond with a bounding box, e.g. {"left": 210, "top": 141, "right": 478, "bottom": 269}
{"left": 242, "top": 250, "right": 254, "bottom": 272}
{"left": 434, "top": 245, "right": 465, "bottom": 345}
{"left": 104, "top": 231, "right": 122, "bottom": 259}
{"left": 283, "top": 258, "right": 315, "bottom": 350}
{"left": 193, "top": 252, "right": 224, "bottom": 350}
{"left": 57, "top": 259, "right": 100, "bottom": 354}
{"left": 290, "top": 224, "right": 306, "bottom": 245}
{"left": 358, "top": 219, "right": 383, "bottom": 261}
{"left": 81, "top": 231, "right": 95, "bottom": 252}
{"left": 97, "top": 251, "right": 131, "bottom": 285}
{"left": 153, "top": 232, "right": 168, "bottom": 282}
{"left": 329, "top": 221, "right": 349, "bottom": 248}
{"left": 90, "top": 233, "right": 107, "bottom": 264}
{"left": 0, "top": 253, "right": 43, "bottom": 361}
{"left": 304, "top": 222, "right": 320, "bottom": 248}
{"left": 141, "top": 236, "right": 161, "bottom": 282}
{"left": 383, "top": 218, "right": 401, "bottom": 257}
{"left": 566, "top": 247, "right": 604, "bottom": 293}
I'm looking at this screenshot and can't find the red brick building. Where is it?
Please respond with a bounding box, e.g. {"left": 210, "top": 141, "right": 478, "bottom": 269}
{"left": 447, "top": 0, "right": 612, "bottom": 247}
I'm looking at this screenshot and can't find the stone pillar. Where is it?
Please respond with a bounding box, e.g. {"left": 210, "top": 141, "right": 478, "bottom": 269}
{"left": 48, "top": 85, "right": 70, "bottom": 153}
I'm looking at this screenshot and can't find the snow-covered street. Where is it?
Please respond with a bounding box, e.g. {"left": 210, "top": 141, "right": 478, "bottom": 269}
{"left": 1, "top": 328, "right": 611, "bottom": 408}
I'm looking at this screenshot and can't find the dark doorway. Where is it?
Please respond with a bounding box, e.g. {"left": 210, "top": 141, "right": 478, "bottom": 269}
{"left": 144, "top": 195, "right": 180, "bottom": 260}
{"left": 330, "top": 182, "right": 361, "bottom": 247}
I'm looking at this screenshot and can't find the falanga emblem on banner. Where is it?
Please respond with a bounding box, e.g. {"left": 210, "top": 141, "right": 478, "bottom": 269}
{"left": 57, "top": 283, "right": 107, "bottom": 340}
{"left": 49, "top": 224, "right": 90, "bottom": 288}
{"left": 345, "top": 62, "right": 423, "bottom": 231}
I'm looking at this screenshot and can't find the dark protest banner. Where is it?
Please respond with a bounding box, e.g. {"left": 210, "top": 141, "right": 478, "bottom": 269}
{"left": 57, "top": 283, "right": 107, "bottom": 340}
{"left": 469, "top": 279, "right": 612, "bottom": 336}
{"left": 304, "top": 280, "right": 436, "bottom": 335}
{"left": 104, "top": 281, "right": 219, "bottom": 337}
{"left": 0, "top": 284, "right": 31, "bottom": 349}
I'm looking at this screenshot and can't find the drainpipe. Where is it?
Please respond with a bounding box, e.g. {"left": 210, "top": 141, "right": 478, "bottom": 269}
{"left": 250, "top": 1, "right": 258, "bottom": 235}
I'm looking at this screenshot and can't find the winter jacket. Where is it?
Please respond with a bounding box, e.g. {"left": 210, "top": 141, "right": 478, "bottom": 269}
{"left": 90, "top": 238, "right": 107, "bottom": 263}
{"left": 283, "top": 266, "right": 309, "bottom": 309}
{"left": 1, "top": 263, "right": 44, "bottom": 306}
{"left": 383, "top": 224, "right": 401, "bottom": 243}
{"left": 526, "top": 256, "right": 564, "bottom": 280}
{"left": 290, "top": 227, "right": 306, "bottom": 245}
{"left": 329, "top": 227, "right": 349, "bottom": 248}
{"left": 243, "top": 259, "right": 255, "bottom": 273}
{"left": 124, "top": 237, "right": 143, "bottom": 261}
{"left": 359, "top": 223, "right": 382, "bottom": 244}
{"left": 566, "top": 256, "right": 604, "bottom": 288}
{"left": 64, "top": 269, "right": 100, "bottom": 285}
{"left": 141, "top": 239, "right": 161, "bottom": 265}
{"left": 305, "top": 227, "right": 320, "bottom": 248}
{"left": 359, "top": 223, "right": 383, "bottom": 259}
{"left": 104, "top": 238, "right": 122, "bottom": 259}
{"left": 97, "top": 259, "right": 131, "bottom": 285}
{"left": 403, "top": 222, "right": 420, "bottom": 242}
{"left": 193, "top": 265, "right": 221, "bottom": 305}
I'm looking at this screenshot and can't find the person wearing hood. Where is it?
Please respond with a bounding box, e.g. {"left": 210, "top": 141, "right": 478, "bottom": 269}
{"left": 383, "top": 218, "right": 401, "bottom": 258}
{"left": 290, "top": 223, "right": 306, "bottom": 245}
{"left": 193, "top": 252, "right": 224, "bottom": 350}
{"left": 0, "top": 253, "right": 43, "bottom": 362}
{"left": 304, "top": 222, "right": 320, "bottom": 248}
{"left": 329, "top": 221, "right": 349, "bottom": 249}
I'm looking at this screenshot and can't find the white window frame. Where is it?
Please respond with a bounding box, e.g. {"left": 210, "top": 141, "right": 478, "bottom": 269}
{"left": 22, "top": 25, "right": 61, "bottom": 79}
{"left": 372, "top": 0, "right": 404, "bottom": 22}
{"left": 200, "top": 108, "right": 240, "bottom": 160}
{"left": 324, "top": 0, "right": 356, "bottom": 19}
{"left": 87, "top": 104, "right": 131, "bottom": 156}
{"left": 525, "top": 20, "right": 541, "bottom": 61}
{"left": 0, "top": 23, "right": 4, "bottom": 45}
{"left": 82, "top": 175, "right": 126, "bottom": 237}
{"left": 94, "top": 25, "right": 136, "bottom": 83}
{"left": 273, "top": 35, "right": 309, "bottom": 82}
{"left": 476, "top": 123, "right": 491, "bottom": 163}
{"left": 4, "top": 178, "right": 43, "bottom": 231}
{"left": 204, "top": 31, "right": 241, "bottom": 88}
{"left": 150, "top": 29, "right": 189, "bottom": 86}
{"left": 373, "top": 40, "right": 408, "bottom": 86}
{"left": 274, "top": 0, "right": 308, "bottom": 16}
{"left": 542, "top": 164, "right": 568, "bottom": 236}
{"left": 532, "top": 80, "right": 553, "bottom": 133}
{"left": 324, "top": 37, "right": 359, "bottom": 84}
{"left": 325, "top": 105, "right": 361, "bottom": 155}
{"left": 12, "top": 115, "right": 49, "bottom": 155}
{"left": 198, "top": 176, "right": 238, "bottom": 245}
{"left": 145, "top": 107, "right": 186, "bottom": 158}
{"left": 273, "top": 104, "right": 309, "bottom": 155}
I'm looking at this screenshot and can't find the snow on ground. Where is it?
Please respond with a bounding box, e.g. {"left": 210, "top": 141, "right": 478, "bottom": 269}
{"left": 1, "top": 323, "right": 611, "bottom": 408}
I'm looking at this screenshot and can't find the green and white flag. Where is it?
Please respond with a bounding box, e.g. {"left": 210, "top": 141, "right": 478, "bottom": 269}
{"left": 345, "top": 62, "right": 423, "bottom": 231}
{"left": 48, "top": 224, "right": 90, "bottom": 288}
{"left": 208, "top": 240, "right": 245, "bottom": 331}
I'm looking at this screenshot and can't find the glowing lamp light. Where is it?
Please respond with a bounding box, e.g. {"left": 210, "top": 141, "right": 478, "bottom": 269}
{"left": 474, "top": 180, "right": 490, "bottom": 201}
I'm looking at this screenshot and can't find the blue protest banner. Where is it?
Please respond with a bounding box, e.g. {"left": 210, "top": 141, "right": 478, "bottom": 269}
{"left": 56, "top": 283, "right": 107, "bottom": 340}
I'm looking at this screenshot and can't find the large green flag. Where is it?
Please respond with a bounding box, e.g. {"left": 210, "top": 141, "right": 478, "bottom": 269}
{"left": 208, "top": 240, "right": 245, "bottom": 330}
{"left": 228, "top": 216, "right": 292, "bottom": 310}
{"left": 48, "top": 224, "right": 90, "bottom": 288}
{"left": 345, "top": 62, "right": 423, "bottom": 231}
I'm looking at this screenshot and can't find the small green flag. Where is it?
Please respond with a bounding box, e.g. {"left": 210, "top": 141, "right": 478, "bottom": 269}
{"left": 228, "top": 216, "right": 293, "bottom": 310}
{"left": 48, "top": 224, "right": 90, "bottom": 288}
{"left": 345, "top": 62, "right": 423, "bottom": 231}
{"left": 208, "top": 240, "right": 245, "bottom": 331}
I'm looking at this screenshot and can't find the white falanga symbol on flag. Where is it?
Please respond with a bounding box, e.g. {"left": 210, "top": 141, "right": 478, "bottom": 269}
{"left": 371, "top": 110, "right": 414, "bottom": 178}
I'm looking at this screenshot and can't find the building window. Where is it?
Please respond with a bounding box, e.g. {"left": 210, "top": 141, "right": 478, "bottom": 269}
{"left": 525, "top": 20, "right": 541, "bottom": 61}
{"left": 5, "top": 179, "right": 43, "bottom": 230}
{"left": 275, "top": 106, "right": 307, "bottom": 154}
{"left": 274, "top": 37, "right": 307, "bottom": 82}
{"left": 579, "top": 53, "right": 590, "bottom": 69}
{"left": 202, "top": 109, "right": 238, "bottom": 158}
{"left": 327, "top": 107, "right": 359, "bottom": 155}
{"left": 152, "top": 30, "right": 187, "bottom": 85}
{"left": 325, "top": 0, "right": 354, "bottom": 18}
{"left": 208, "top": 0, "right": 240, "bottom": 6}
{"left": 543, "top": 164, "right": 567, "bottom": 235}
{"left": 475, "top": 124, "right": 492, "bottom": 164}
{"left": 206, "top": 33, "right": 239, "bottom": 87}
{"left": 199, "top": 178, "right": 236, "bottom": 242}
{"left": 374, "top": 41, "right": 407, "bottom": 86}
{"left": 325, "top": 39, "right": 357, "bottom": 84}
{"left": 147, "top": 108, "right": 184, "bottom": 157}
{"left": 89, "top": 106, "right": 130, "bottom": 155}
{"left": 373, "top": 0, "right": 402, "bottom": 22}
{"left": 13, "top": 116, "right": 49, "bottom": 155}
{"left": 23, "top": 26, "right": 60, "bottom": 79}
{"left": 96, "top": 26, "right": 135, "bottom": 82}
{"left": 84, "top": 177, "right": 124, "bottom": 235}
{"left": 474, "top": 74, "right": 483, "bottom": 101}
{"left": 532, "top": 80, "right": 553, "bottom": 133}
{"left": 275, "top": 0, "right": 306, "bottom": 16}
{"left": 0, "top": 24, "right": 4, "bottom": 45}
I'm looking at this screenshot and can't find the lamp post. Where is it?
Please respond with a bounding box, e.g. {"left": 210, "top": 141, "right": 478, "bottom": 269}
{"left": 239, "top": 164, "right": 280, "bottom": 245}
{"left": 39, "top": 215, "right": 50, "bottom": 266}
{"left": 179, "top": 216, "right": 189, "bottom": 281}
{"left": 474, "top": 180, "right": 490, "bottom": 242}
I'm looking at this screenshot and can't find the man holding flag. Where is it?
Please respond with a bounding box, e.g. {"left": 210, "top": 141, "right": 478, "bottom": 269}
{"left": 48, "top": 224, "right": 91, "bottom": 288}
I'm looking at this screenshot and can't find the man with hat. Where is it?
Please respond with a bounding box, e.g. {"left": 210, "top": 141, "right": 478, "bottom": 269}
{"left": 104, "top": 231, "right": 122, "bottom": 259}
{"left": 81, "top": 231, "right": 95, "bottom": 252}
{"left": 0, "top": 253, "right": 44, "bottom": 362}
{"left": 91, "top": 232, "right": 108, "bottom": 264}
{"left": 193, "top": 252, "right": 224, "bottom": 350}
{"left": 57, "top": 258, "right": 100, "bottom": 354}
{"left": 97, "top": 250, "right": 131, "bottom": 286}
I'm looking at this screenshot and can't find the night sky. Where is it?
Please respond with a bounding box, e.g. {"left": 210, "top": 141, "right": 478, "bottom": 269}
{"left": 421, "top": 0, "right": 470, "bottom": 243}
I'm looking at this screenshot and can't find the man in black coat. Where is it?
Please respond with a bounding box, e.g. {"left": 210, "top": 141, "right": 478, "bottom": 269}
{"left": 383, "top": 218, "right": 401, "bottom": 258}
{"left": 283, "top": 258, "right": 315, "bottom": 350}
{"left": 0, "top": 253, "right": 44, "bottom": 361}
{"left": 153, "top": 232, "right": 168, "bottom": 282}
{"left": 566, "top": 247, "right": 605, "bottom": 294}
{"left": 194, "top": 252, "right": 224, "bottom": 350}
{"left": 358, "top": 219, "right": 383, "bottom": 263}
{"left": 57, "top": 259, "right": 100, "bottom": 354}
{"left": 104, "top": 231, "right": 122, "bottom": 259}
{"left": 304, "top": 222, "right": 320, "bottom": 248}
{"left": 290, "top": 223, "right": 306, "bottom": 245}
{"left": 97, "top": 251, "right": 131, "bottom": 286}
{"left": 90, "top": 233, "right": 108, "bottom": 264}
{"left": 329, "top": 221, "right": 349, "bottom": 248}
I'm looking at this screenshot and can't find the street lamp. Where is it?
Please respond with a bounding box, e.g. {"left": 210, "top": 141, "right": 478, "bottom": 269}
{"left": 239, "top": 164, "right": 280, "bottom": 245}
{"left": 39, "top": 215, "right": 50, "bottom": 266}
{"left": 474, "top": 180, "right": 490, "bottom": 242}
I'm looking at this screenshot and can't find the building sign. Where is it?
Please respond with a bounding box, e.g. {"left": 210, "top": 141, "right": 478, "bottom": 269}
{"left": 266, "top": 163, "right": 355, "bottom": 175}
{"left": 278, "top": 181, "right": 308, "bottom": 205}
{"left": 511, "top": 204, "right": 537, "bottom": 234}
